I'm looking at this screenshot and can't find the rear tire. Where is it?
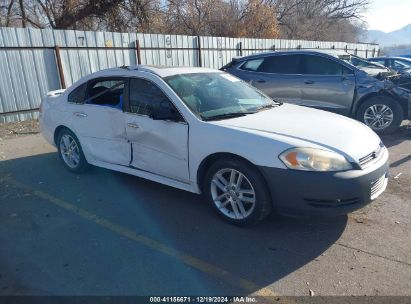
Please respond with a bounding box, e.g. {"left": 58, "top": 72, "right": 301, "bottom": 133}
{"left": 204, "top": 158, "right": 272, "bottom": 226}
{"left": 57, "top": 128, "right": 89, "bottom": 173}
{"left": 356, "top": 96, "right": 403, "bottom": 134}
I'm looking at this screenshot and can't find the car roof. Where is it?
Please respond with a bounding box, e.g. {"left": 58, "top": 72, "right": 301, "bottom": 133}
{"left": 85, "top": 65, "right": 219, "bottom": 79}
{"left": 369, "top": 56, "right": 411, "bottom": 61}
{"left": 305, "top": 49, "right": 350, "bottom": 57}
{"left": 234, "top": 49, "right": 350, "bottom": 61}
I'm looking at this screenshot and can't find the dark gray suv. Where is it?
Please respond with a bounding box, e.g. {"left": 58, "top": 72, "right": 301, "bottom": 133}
{"left": 222, "top": 50, "right": 411, "bottom": 134}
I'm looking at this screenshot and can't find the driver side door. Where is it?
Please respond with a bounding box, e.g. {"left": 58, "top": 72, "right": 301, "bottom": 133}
{"left": 124, "top": 77, "right": 190, "bottom": 183}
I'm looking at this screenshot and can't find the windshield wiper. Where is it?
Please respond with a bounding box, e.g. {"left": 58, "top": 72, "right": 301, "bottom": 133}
{"left": 257, "top": 102, "right": 282, "bottom": 111}
{"left": 203, "top": 111, "right": 257, "bottom": 121}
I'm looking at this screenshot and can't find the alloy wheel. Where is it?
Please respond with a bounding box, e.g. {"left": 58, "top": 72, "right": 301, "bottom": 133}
{"left": 363, "top": 104, "right": 394, "bottom": 130}
{"left": 210, "top": 168, "right": 256, "bottom": 220}
{"left": 59, "top": 134, "right": 80, "bottom": 169}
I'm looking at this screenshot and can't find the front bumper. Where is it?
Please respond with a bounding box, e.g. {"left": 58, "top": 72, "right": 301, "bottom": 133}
{"left": 259, "top": 150, "right": 389, "bottom": 217}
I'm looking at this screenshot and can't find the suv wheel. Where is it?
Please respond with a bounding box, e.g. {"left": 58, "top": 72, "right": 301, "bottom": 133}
{"left": 204, "top": 158, "right": 272, "bottom": 226}
{"left": 57, "top": 128, "right": 89, "bottom": 172}
{"left": 357, "top": 96, "right": 403, "bottom": 134}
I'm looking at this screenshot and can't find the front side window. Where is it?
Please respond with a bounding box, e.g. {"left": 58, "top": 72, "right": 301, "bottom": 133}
{"left": 303, "top": 55, "right": 350, "bottom": 75}
{"left": 165, "top": 72, "right": 279, "bottom": 121}
{"left": 68, "top": 83, "right": 87, "bottom": 104}
{"left": 86, "top": 79, "right": 126, "bottom": 109}
{"left": 257, "top": 55, "right": 304, "bottom": 74}
{"left": 128, "top": 78, "right": 177, "bottom": 117}
{"left": 339, "top": 54, "right": 382, "bottom": 69}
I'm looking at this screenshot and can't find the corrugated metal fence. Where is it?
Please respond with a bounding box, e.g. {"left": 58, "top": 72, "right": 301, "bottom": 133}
{"left": 0, "top": 27, "right": 379, "bottom": 122}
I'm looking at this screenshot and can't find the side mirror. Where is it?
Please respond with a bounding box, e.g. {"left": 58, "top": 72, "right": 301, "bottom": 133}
{"left": 152, "top": 100, "right": 180, "bottom": 121}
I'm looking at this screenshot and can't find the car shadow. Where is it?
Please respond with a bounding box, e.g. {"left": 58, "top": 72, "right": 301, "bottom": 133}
{"left": 380, "top": 123, "right": 411, "bottom": 148}
{"left": 0, "top": 152, "right": 348, "bottom": 295}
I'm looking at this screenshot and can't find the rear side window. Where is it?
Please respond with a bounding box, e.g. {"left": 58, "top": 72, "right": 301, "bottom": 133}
{"left": 86, "top": 79, "right": 126, "bottom": 109}
{"left": 68, "top": 83, "right": 87, "bottom": 104}
{"left": 240, "top": 58, "right": 264, "bottom": 71}
{"left": 303, "top": 55, "right": 350, "bottom": 75}
{"left": 257, "top": 55, "right": 303, "bottom": 74}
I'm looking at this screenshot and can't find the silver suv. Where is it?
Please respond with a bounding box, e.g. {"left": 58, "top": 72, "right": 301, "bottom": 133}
{"left": 222, "top": 50, "right": 411, "bottom": 134}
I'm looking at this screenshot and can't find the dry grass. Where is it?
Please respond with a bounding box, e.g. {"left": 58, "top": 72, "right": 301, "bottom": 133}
{"left": 0, "top": 119, "right": 40, "bottom": 140}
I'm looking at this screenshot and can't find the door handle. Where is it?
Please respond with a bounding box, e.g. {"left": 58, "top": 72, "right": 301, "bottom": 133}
{"left": 127, "top": 123, "right": 140, "bottom": 129}
{"left": 256, "top": 79, "right": 266, "bottom": 83}
{"left": 74, "top": 112, "right": 87, "bottom": 117}
{"left": 304, "top": 80, "right": 315, "bottom": 84}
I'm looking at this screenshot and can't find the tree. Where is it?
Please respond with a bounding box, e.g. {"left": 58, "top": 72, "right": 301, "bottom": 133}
{"left": 236, "top": 0, "right": 279, "bottom": 38}
{"left": 0, "top": 0, "right": 369, "bottom": 42}
{"left": 270, "top": 0, "right": 369, "bottom": 42}
{"left": 162, "top": 0, "right": 279, "bottom": 38}
{"left": 1, "top": 0, "right": 19, "bottom": 26}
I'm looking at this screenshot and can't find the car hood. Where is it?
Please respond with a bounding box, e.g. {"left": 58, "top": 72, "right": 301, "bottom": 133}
{"left": 211, "top": 104, "right": 381, "bottom": 162}
{"left": 358, "top": 66, "right": 391, "bottom": 76}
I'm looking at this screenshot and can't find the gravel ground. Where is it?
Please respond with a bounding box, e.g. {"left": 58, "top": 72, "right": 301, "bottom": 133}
{"left": 0, "top": 119, "right": 40, "bottom": 141}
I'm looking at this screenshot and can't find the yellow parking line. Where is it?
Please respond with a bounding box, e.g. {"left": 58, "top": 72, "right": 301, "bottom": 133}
{"left": 1, "top": 175, "right": 289, "bottom": 299}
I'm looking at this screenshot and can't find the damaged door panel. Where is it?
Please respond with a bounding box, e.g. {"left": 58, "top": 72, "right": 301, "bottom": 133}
{"left": 72, "top": 105, "right": 130, "bottom": 166}
{"left": 69, "top": 78, "right": 131, "bottom": 166}
{"left": 125, "top": 116, "right": 189, "bottom": 182}
{"left": 125, "top": 77, "right": 189, "bottom": 183}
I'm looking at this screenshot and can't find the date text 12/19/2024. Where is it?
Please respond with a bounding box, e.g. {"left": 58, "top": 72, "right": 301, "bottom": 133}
{"left": 150, "top": 297, "right": 257, "bottom": 303}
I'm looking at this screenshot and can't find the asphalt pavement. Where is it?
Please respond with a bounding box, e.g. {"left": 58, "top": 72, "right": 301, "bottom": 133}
{"left": 0, "top": 128, "right": 410, "bottom": 297}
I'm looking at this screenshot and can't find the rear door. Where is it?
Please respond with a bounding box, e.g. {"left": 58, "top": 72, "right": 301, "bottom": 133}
{"left": 235, "top": 54, "right": 305, "bottom": 104}
{"left": 299, "top": 54, "right": 355, "bottom": 116}
{"left": 67, "top": 78, "right": 130, "bottom": 166}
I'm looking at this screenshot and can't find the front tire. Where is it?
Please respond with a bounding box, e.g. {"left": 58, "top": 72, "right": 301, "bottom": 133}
{"left": 57, "top": 128, "right": 89, "bottom": 173}
{"left": 204, "top": 158, "right": 272, "bottom": 226}
{"left": 356, "top": 96, "right": 403, "bottom": 134}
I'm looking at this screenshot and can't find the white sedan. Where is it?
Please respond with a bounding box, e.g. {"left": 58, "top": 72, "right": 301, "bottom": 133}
{"left": 40, "top": 66, "right": 389, "bottom": 226}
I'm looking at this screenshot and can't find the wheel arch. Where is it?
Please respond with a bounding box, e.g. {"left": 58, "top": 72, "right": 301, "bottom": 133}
{"left": 353, "top": 91, "right": 407, "bottom": 119}
{"left": 53, "top": 125, "right": 74, "bottom": 145}
{"left": 196, "top": 152, "right": 268, "bottom": 195}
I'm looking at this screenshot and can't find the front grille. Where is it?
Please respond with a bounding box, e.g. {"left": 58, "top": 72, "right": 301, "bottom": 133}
{"left": 305, "top": 197, "right": 360, "bottom": 208}
{"left": 359, "top": 143, "right": 384, "bottom": 168}
{"left": 370, "top": 174, "right": 387, "bottom": 199}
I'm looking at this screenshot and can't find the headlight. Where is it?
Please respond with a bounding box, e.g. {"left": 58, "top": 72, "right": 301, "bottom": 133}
{"left": 279, "top": 148, "right": 352, "bottom": 172}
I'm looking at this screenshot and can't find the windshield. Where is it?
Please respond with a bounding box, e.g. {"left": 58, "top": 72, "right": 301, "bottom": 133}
{"left": 396, "top": 59, "right": 411, "bottom": 68}
{"left": 338, "top": 54, "right": 384, "bottom": 69}
{"left": 164, "top": 72, "right": 278, "bottom": 121}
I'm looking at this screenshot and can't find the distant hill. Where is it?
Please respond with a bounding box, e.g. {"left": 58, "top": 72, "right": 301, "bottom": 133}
{"left": 366, "top": 24, "right": 411, "bottom": 47}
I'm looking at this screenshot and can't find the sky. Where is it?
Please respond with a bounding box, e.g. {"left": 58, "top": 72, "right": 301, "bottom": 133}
{"left": 365, "top": 0, "right": 411, "bottom": 32}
